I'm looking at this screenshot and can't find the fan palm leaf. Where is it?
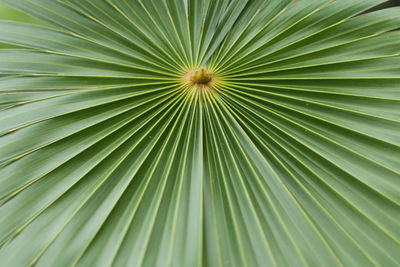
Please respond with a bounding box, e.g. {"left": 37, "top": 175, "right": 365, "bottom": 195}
{"left": 0, "top": 0, "right": 399, "bottom": 266}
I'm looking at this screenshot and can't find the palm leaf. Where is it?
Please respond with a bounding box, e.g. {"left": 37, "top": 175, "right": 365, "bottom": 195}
{"left": 0, "top": 0, "right": 399, "bottom": 266}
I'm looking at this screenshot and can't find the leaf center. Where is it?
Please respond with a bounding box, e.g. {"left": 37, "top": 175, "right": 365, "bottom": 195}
{"left": 191, "top": 68, "right": 212, "bottom": 85}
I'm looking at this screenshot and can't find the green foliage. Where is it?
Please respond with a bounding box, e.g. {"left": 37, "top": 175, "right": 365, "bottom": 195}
{"left": 0, "top": 3, "right": 41, "bottom": 24}
{"left": 0, "top": 0, "right": 399, "bottom": 266}
{"left": 0, "top": 3, "right": 48, "bottom": 48}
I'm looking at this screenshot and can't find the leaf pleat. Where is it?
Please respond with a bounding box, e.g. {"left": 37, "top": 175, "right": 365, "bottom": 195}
{"left": 0, "top": 0, "right": 399, "bottom": 266}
